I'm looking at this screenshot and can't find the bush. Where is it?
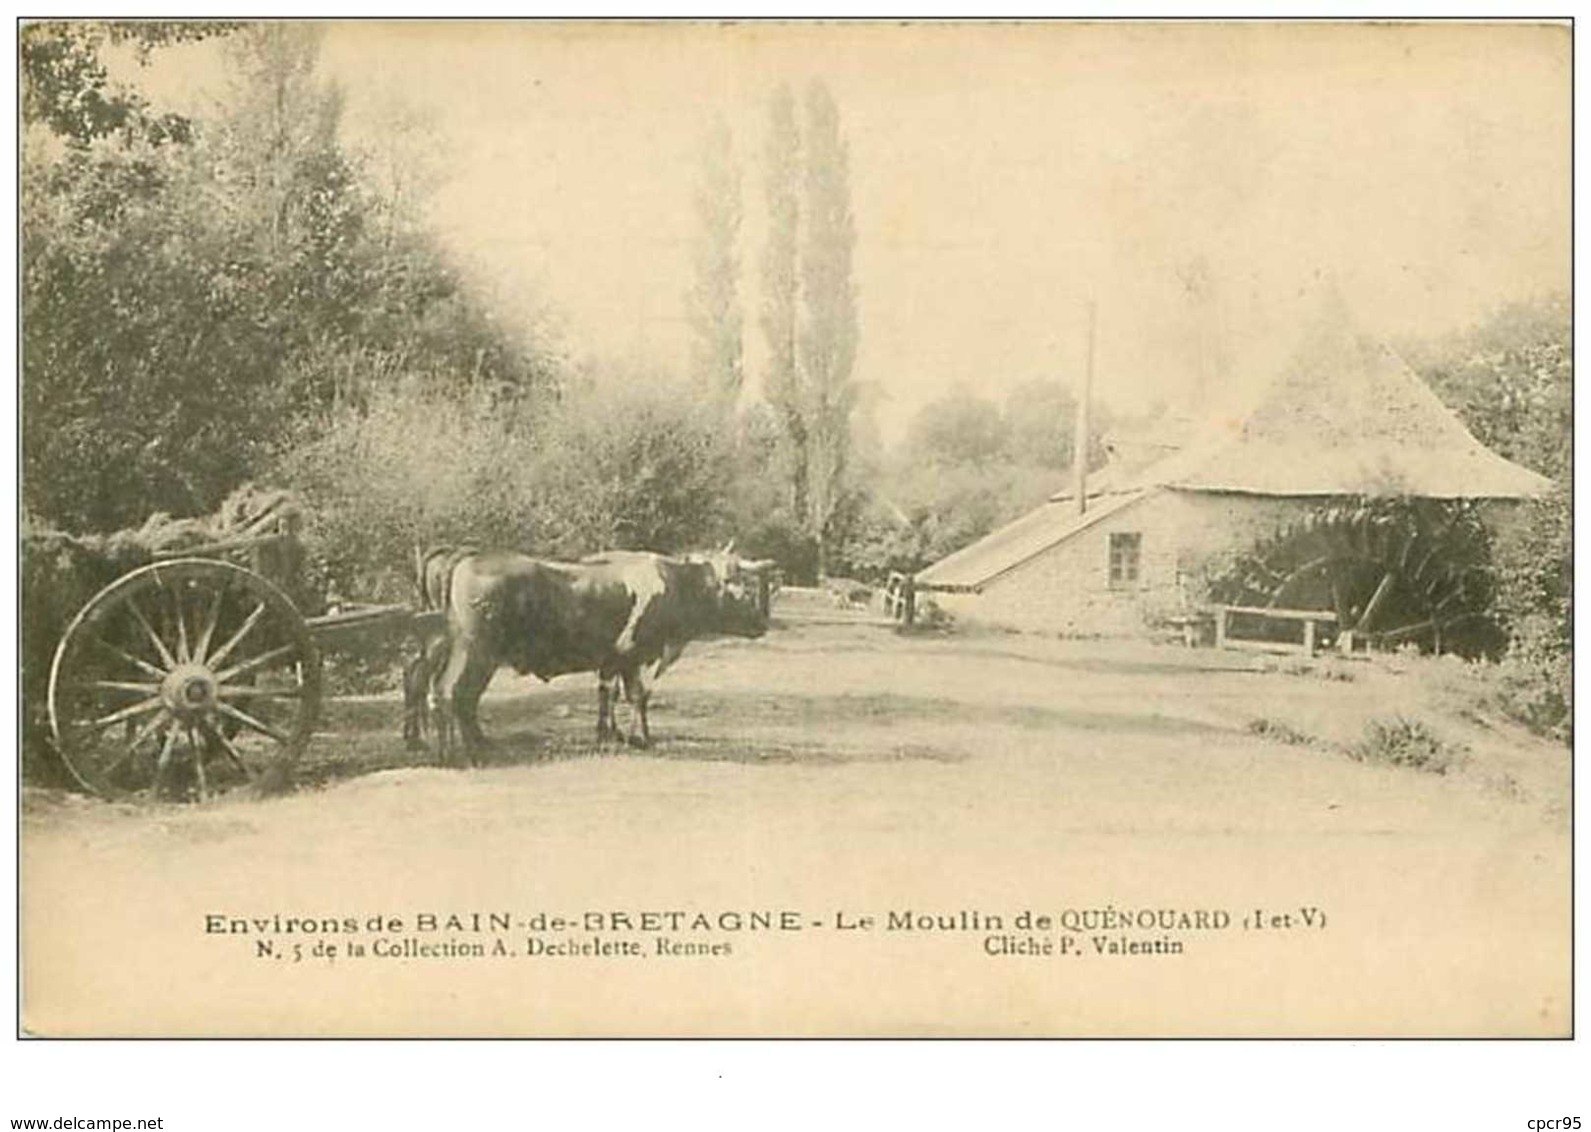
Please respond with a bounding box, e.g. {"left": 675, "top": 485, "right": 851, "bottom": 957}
{"left": 274, "top": 361, "right": 740, "bottom": 602}
{"left": 1492, "top": 626, "right": 1572, "bottom": 743}
{"left": 912, "top": 599, "right": 955, "bottom": 631}
{"left": 1350, "top": 716, "right": 1465, "bottom": 775}
{"left": 1488, "top": 485, "right": 1570, "bottom": 742}
{"left": 1246, "top": 717, "right": 1316, "bottom": 746}
{"left": 1415, "top": 296, "right": 1570, "bottom": 743}
{"left": 528, "top": 363, "right": 734, "bottom": 558}
{"left": 275, "top": 377, "right": 539, "bottom": 602}
{"left": 838, "top": 461, "right": 1060, "bottom": 583}
{"left": 736, "top": 514, "right": 819, "bottom": 585}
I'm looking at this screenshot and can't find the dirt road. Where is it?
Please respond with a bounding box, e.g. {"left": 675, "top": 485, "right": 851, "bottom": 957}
{"left": 22, "top": 615, "right": 1570, "bottom": 1036}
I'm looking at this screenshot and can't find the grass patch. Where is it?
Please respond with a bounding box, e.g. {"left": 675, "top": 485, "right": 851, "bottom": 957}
{"left": 1349, "top": 716, "right": 1466, "bottom": 775}
{"left": 1277, "top": 657, "right": 1356, "bottom": 682}
{"left": 1245, "top": 717, "right": 1317, "bottom": 746}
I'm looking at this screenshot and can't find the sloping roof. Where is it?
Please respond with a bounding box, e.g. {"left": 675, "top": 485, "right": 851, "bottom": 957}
{"left": 919, "top": 305, "right": 1552, "bottom": 591}
{"left": 1052, "top": 306, "right": 1552, "bottom": 502}
{"left": 916, "top": 490, "right": 1147, "bottom": 590}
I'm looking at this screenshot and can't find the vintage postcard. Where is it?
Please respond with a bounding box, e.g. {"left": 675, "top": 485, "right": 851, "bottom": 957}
{"left": 17, "top": 19, "right": 1570, "bottom": 1038}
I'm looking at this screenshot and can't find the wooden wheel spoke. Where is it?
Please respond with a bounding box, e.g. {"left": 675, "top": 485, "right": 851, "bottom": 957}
{"left": 150, "top": 724, "right": 180, "bottom": 798}
{"left": 70, "top": 679, "right": 163, "bottom": 696}
{"left": 79, "top": 696, "right": 164, "bottom": 733}
{"left": 173, "top": 584, "right": 191, "bottom": 664}
{"left": 213, "top": 642, "right": 299, "bottom": 685}
{"left": 89, "top": 635, "right": 168, "bottom": 680}
{"left": 199, "top": 719, "right": 256, "bottom": 782}
{"left": 193, "top": 585, "right": 226, "bottom": 665}
{"left": 215, "top": 700, "right": 291, "bottom": 744}
{"left": 125, "top": 596, "right": 178, "bottom": 670}
{"left": 123, "top": 708, "right": 173, "bottom": 758}
{"left": 99, "top": 712, "right": 173, "bottom": 782}
{"left": 207, "top": 602, "right": 266, "bottom": 670}
{"left": 189, "top": 724, "right": 210, "bottom": 801}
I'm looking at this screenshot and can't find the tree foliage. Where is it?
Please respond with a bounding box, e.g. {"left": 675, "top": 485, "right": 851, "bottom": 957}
{"left": 22, "top": 22, "right": 548, "bottom": 535}
{"left": 1414, "top": 293, "right": 1571, "bottom": 483}
{"left": 20, "top": 21, "right": 236, "bottom": 145}
{"left": 1413, "top": 297, "right": 1570, "bottom": 639}
{"left": 908, "top": 387, "right": 1011, "bottom": 467}
{"left": 687, "top": 117, "right": 744, "bottom": 407}
{"left": 282, "top": 364, "right": 734, "bottom": 599}
{"left": 836, "top": 380, "right": 1092, "bottom": 580}
{"left": 276, "top": 379, "right": 532, "bottom": 600}
{"left": 1412, "top": 294, "right": 1570, "bottom": 737}
{"left": 753, "top": 81, "right": 861, "bottom": 578}
{"left": 798, "top": 81, "right": 861, "bottom": 576}
{"left": 532, "top": 365, "right": 735, "bottom": 557}
{"left": 760, "top": 84, "right": 805, "bottom": 521}
{"left": 1003, "top": 378, "right": 1082, "bottom": 469}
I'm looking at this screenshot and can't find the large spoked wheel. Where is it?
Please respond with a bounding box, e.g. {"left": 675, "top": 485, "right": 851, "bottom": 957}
{"left": 47, "top": 559, "right": 322, "bottom": 802}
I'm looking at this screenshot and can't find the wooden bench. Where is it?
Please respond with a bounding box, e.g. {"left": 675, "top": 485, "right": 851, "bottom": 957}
{"left": 1209, "top": 604, "right": 1339, "bottom": 657}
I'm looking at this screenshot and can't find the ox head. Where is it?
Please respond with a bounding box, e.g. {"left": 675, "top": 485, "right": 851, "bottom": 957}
{"left": 689, "top": 541, "right": 777, "bottom": 637}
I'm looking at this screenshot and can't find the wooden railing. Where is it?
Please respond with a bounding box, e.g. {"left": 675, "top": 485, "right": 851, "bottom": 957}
{"left": 1209, "top": 604, "right": 1339, "bottom": 656}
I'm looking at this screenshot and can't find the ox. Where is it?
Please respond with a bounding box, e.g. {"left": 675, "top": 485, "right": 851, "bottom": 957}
{"left": 402, "top": 544, "right": 477, "bottom": 750}
{"left": 429, "top": 547, "right": 772, "bottom": 763}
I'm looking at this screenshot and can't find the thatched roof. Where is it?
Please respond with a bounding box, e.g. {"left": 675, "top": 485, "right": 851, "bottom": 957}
{"left": 1053, "top": 308, "right": 1552, "bottom": 502}
{"left": 918, "top": 310, "right": 1551, "bottom": 591}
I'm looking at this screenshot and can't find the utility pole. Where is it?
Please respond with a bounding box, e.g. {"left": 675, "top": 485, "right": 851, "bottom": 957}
{"left": 1073, "top": 299, "right": 1096, "bottom": 516}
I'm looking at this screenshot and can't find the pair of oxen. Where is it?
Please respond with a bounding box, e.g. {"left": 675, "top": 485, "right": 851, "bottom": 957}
{"left": 402, "top": 545, "right": 776, "bottom": 763}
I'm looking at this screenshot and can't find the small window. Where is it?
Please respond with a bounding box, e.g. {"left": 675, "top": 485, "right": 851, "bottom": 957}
{"left": 1109, "top": 532, "right": 1141, "bottom": 588}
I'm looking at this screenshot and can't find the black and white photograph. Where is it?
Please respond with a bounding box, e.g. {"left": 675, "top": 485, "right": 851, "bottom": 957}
{"left": 15, "top": 19, "right": 1571, "bottom": 1046}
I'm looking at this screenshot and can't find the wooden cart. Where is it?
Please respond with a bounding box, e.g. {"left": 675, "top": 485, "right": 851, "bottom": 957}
{"left": 43, "top": 524, "right": 440, "bottom": 804}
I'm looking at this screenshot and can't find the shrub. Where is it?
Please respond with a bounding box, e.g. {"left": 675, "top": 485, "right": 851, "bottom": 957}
{"left": 1416, "top": 297, "right": 1570, "bottom": 743}
{"left": 736, "top": 514, "right": 819, "bottom": 585}
{"left": 1488, "top": 485, "right": 1571, "bottom": 742}
{"left": 909, "top": 599, "right": 955, "bottom": 632}
{"left": 1491, "top": 628, "right": 1572, "bottom": 744}
{"left": 1246, "top": 717, "right": 1316, "bottom": 746}
{"left": 1350, "top": 716, "right": 1465, "bottom": 774}
{"left": 274, "top": 361, "right": 740, "bottom": 603}
{"left": 275, "top": 377, "right": 539, "bottom": 603}
{"left": 528, "top": 363, "right": 734, "bottom": 558}
{"left": 839, "top": 461, "right": 1060, "bottom": 584}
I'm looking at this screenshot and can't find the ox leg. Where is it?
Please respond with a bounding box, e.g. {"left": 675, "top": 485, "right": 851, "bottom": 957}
{"left": 596, "top": 674, "right": 619, "bottom": 745}
{"left": 401, "top": 648, "right": 430, "bottom": 751}
{"left": 620, "top": 667, "right": 652, "bottom": 748}
{"left": 423, "top": 636, "right": 448, "bottom": 745}
{"left": 433, "top": 653, "right": 457, "bottom": 765}
{"left": 402, "top": 635, "right": 449, "bottom": 752}
{"left": 436, "top": 641, "right": 494, "bottom": 767}
{"left": 401, "top": 656, "right": 424, "bottom": 750}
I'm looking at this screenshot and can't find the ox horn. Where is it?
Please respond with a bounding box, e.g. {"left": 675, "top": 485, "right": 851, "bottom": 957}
{"left": 722, "top": 539, "right": 736, "bottom": 556}
{"left": 742, "top": 557, "right": 776, "bottom": 572}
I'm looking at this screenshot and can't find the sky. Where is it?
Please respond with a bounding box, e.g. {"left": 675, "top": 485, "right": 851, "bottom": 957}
{"left": 139, "top": 21, "right": 1569, "bottom": 442}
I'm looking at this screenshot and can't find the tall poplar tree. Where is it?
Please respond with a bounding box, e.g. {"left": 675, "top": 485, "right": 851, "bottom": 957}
{"left": 758, "top": 79, "right": 860, "bottom": 578}
{"left": 687, "top": 116, "right": 744, "bottom": 407}
{"left": 760, "top": 83, "right": 806, "bottom": 520}
{"left": 797, "top": 80, "right": 859, "bottom": 578}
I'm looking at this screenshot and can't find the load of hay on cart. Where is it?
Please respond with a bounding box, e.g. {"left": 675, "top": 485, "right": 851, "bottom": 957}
{"left": 25, "top": 487, "right": 441, "bottom": 804}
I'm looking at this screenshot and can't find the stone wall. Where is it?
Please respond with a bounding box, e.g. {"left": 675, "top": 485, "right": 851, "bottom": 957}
{"left": 929, "top": 490, "right": 1537, "bottom": 639}
{"left": 930, "top": 489, "right": 1309, "bottom": 636}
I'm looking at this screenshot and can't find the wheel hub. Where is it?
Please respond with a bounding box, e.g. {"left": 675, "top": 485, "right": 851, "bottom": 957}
{"left": 162, "top": 663, "right": 218, "bottom": 721}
